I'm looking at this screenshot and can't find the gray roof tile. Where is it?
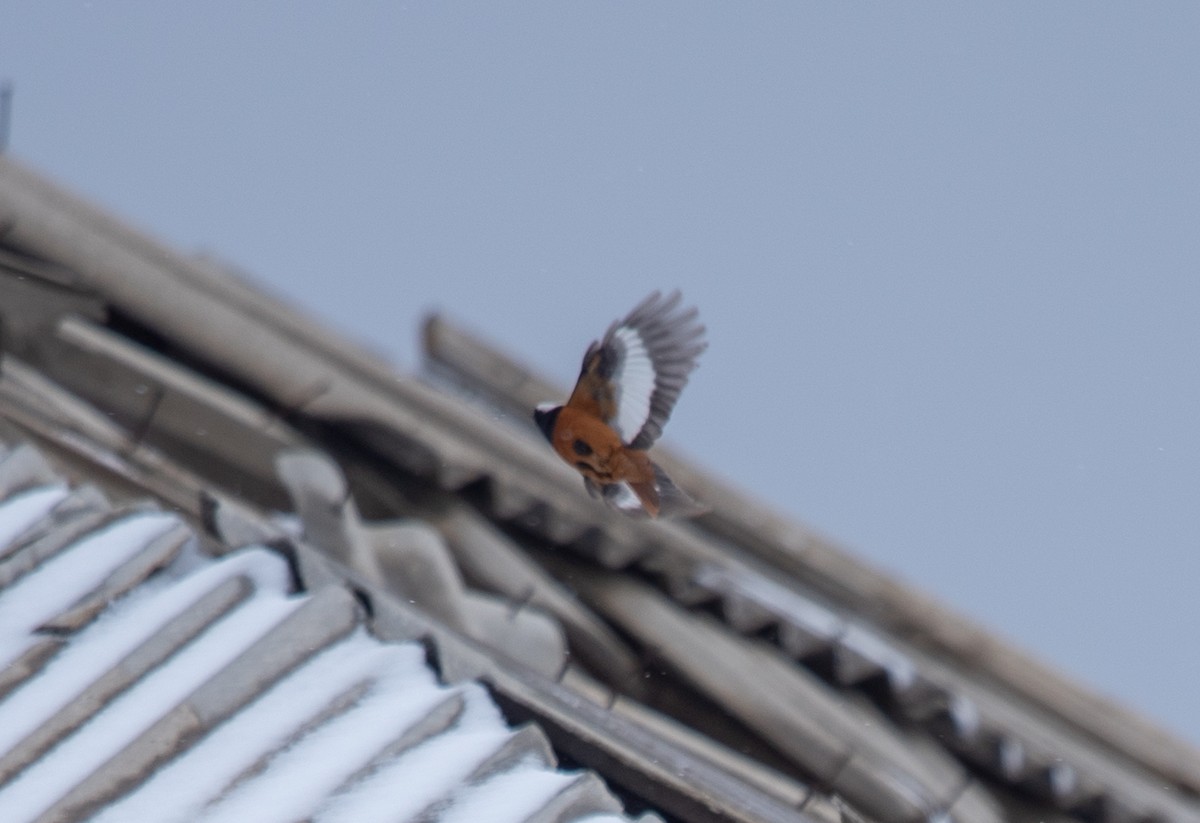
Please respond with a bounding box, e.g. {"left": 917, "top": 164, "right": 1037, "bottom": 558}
{"left": 0, "top": 441, "right": 647, "bottom": 823}
{"left": 2, "top": 154, "right": 1199, "bottom": 823}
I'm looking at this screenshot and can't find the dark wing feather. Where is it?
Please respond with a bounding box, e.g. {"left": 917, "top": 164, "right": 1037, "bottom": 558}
{"left": 589, "top": 290, "right": 707, "bottom": 449}
{"left": 565, "top": 341, "right": 618, "bottom": 421}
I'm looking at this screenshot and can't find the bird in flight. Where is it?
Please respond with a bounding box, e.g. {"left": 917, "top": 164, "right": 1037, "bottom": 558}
{"left": 533, "top": 290, "right": 707, "bottom": 518}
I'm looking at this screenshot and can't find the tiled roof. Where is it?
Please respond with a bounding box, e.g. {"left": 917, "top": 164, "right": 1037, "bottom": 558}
{"left": 0, "top": 153, "right": 1197, "bottom": 823}
{"left": 0, "top": 442, "right": 650, "bottom": 823}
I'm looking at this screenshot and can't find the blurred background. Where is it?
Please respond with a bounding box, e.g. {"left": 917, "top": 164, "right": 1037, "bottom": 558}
{"left": 2, "top": 3, "right": 1197, "bottom": 744}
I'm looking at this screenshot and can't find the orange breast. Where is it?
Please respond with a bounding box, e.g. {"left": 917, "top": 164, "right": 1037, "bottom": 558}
{"left": 551, "top": 407, "right": 652, "bottom": 485}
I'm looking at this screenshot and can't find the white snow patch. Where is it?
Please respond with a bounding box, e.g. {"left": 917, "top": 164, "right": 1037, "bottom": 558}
{"left": 0, "top": 586, "right": 299, "bottom": 822}
{"left": 0, "top": 484, "right": 641, "bottom": 823}
{"left": 0, "top": 512, "right": 180, "bottom": 670}
{"left": 194, "top": 645, "right": 469, "bottom": 823}
{"left": 438, "top": 762, "right": 578, "bottom": 823}
{"left": 94, "top": 632, "right": 436, "bottom": 823}
{"left": 314, "top": 684, "right": 510, "bottom": 823}
{"left": 0, "top": 484, "right": 69, "bottom": 553}
{"left": 0, "top": 547, "right": 292, "bottom": 757}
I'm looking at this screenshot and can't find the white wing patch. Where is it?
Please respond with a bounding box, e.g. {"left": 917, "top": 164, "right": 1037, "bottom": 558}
{"left": 608, "top": 326, "right": 656, "bottom": 444}
{"left": 603, "top": 482, "right": 644, "bottom": 514}
{"left": 586, "top": 477, "right": 646, "bottom": 514}
{"left": 590, "top": 290, "right": 706, "bottom": 450}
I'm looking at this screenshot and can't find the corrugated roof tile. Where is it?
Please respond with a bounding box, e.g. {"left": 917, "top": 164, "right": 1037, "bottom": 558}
{"left": 3, "top": 154, "right": 1200, "bottom": 823}
{"left": 0, "top": 439, "right": 648, "bottom": 823}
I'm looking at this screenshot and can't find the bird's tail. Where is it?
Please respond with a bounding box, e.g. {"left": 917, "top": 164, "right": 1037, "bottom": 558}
{"left": 647, "top": 460, "right": 708, "bottom": 518}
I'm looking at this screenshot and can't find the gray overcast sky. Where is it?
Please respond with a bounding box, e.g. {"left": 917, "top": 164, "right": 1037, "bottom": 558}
{"left": 4, "top": 4, "right": 1198, "bottom": 745}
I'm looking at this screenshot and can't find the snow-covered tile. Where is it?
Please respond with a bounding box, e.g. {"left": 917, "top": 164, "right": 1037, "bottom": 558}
{"left": 0, "top": 589, "right": 299, "bottom": 822}
{"left": 0, "top": 547, "right": 290, "bottom": 758}
{"left": 0, "top": 484, "right": 69, "bottom": 554}
{"left": 197, "top": 652, "right": 470, "bottom": 823}
{"left": 0, "top": 512, "right": 179, "bottom": 670}
{"left": 438, "top": 763, "right": 579, "bottom": 823}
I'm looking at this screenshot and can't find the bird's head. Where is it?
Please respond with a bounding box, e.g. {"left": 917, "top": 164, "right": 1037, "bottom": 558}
{"left": 532, "top": 403, "right": 562, "bottom": 442}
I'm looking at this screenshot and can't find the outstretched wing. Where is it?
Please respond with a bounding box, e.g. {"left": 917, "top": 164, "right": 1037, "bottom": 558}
{"left": 566, "top": 290, "right": 706, "bottom": 449}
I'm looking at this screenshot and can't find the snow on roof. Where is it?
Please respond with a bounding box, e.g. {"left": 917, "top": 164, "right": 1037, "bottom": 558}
{"left": 3, "top": 154, "right": 1199, "bottom": 823}
{"left": 0, "top": 450, "right": 648, "bottom": 823}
